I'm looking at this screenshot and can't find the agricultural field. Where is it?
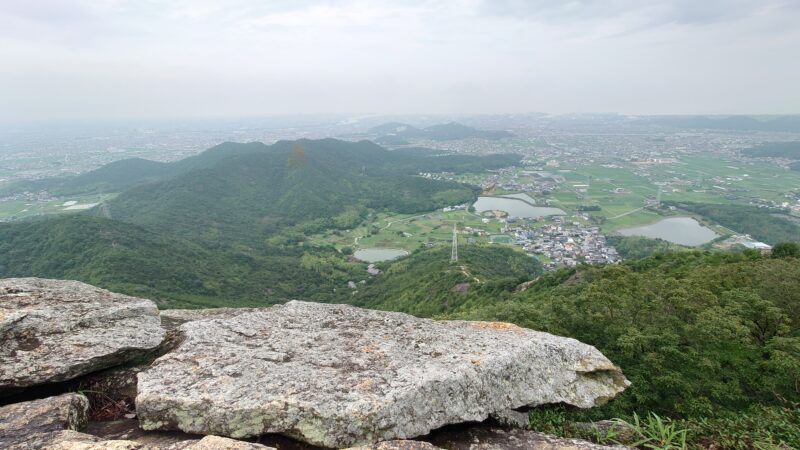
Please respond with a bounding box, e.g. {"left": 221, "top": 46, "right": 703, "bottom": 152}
{"left": 309, "top": 209, "right": 517, "bottom": 253}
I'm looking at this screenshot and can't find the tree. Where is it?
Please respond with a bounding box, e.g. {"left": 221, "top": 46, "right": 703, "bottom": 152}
{"left": 771, "top": 242, "right": 800, "bottom": 258}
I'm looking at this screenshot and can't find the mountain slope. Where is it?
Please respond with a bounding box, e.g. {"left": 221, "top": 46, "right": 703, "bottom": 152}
{"left": 101, "top": 139, "right": 480, "bottom": 241}
{"left": 0, "top": 142, "right": 270, "bottom": 197}
{"left": 351, "top": 245, "right": 542, "bottom": 316}
{"left": 0, "top": 214, "right": 363, "bottom": 308}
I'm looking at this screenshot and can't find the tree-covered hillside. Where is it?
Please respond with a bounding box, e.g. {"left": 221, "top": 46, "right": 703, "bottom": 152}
{"left": 0, "top": 214, "right": 368, "bottom": 308}
{"left": 351, "top": 245, "right": 542, "bottom": 317}
{"left": 100, "top": 139, "right": 480, "bottom": 242}
{"left": 364, "top": 248, "right": 800, "bottom": 447}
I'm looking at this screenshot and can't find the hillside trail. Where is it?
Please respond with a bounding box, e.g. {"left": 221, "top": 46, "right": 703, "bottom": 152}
{"left": 460, "top": 265, "right": 481, "bottom": 283}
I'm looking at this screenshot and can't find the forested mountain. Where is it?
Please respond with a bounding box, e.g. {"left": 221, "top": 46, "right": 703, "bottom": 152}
{"left": 97, "top": 139, "right": 480, "bottom": 241}
{"left": 0, "top": 214, "right": 366, "bottom": 308}
{"left": 0, "top": 138, "right": 512, "bottom": 305}
{"left": 0, "top": 141, "right": 271, "bottom": 196}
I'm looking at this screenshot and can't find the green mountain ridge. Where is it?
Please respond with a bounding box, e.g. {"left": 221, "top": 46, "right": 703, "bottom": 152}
{"left": 0, "top": 138, "right": 512, "bottom": 305}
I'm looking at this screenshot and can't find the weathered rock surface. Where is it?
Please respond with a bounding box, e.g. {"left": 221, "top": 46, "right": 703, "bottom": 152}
{"left": 17, "top": 431, "right": 276, "bottom": 450}
{"left": 346, "top": 441, "right": 443, "bottom": 450}
{"left": 0, "top": 393, "right": 89, "bottom": 448}
{"left": 86, "top": 418, "right": 314, "bottom": 450}
{"left": 487, "top": 409, "right": 530, "bottom": 429}
{"left": 428, "top": 427, "right": 629, "bottom": 450}
{"left": 137, "top": 301, "right": 628, "bottom": 448}
{"left": 0, "top": 278, "right": 166, "bottom": 391}
{"left": 159, "top": 308, "right": 260, "bottom": 326}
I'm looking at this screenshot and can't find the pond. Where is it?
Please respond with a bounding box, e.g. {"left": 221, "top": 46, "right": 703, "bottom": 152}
{"left": 618, "top": 217, "right": 719, "bottom": 246}
{"left": 353, "top": 248, "right": 409, "bottom": 262}
{"left": 473, "top": 196, "right": 566, "bottom": 218}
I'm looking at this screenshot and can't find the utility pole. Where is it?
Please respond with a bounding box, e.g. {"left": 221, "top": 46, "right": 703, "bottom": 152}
{"left": 451, "top": 223, "right": 458, "bottom": 262}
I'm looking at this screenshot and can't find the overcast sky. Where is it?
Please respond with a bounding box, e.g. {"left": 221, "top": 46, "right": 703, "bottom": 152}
{"left": 1, "top": 0, "right": 799, "bottom": 122}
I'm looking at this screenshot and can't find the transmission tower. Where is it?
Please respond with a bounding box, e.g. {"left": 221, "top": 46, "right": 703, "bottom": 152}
{"left": 450, "top": 223, "right": 458, "bottom": 262}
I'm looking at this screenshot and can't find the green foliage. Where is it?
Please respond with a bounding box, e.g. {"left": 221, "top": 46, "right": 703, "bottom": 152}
{"left": 0, "top": 215, "right": 364, "bottom": 308}
{"left": 351, "top": 245, "right": 542, "bottom": 317}
{"left": 623, "top": 413, "right": 687, "bottom": 450}
{"left": 607, "top": 235, "right": 687, "bottom": 259}
{"left": 680, "top": 405, "right": 800, "bottom": 450}
{"left": 771, "top": 242, "right": 800, "bottom": 258}
{"left": 102, "top": 139, "right": 479, "bottom": 243}
{"left": 664, "top": 202, "right": 800, "bottom": 245}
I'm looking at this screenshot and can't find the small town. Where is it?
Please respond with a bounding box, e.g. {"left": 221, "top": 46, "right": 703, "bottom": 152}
{"left": 510, "top": 222, "right": 620, "bottom": 269}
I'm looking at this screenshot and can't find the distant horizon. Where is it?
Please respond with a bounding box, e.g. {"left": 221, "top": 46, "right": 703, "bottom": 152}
{"left": 2, "top": 111, "right": 800, "bottom": 129}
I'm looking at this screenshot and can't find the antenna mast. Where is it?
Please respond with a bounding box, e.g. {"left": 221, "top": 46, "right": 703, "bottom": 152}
{"left": 451, "top": 223, "right": 458, "bottom": 262}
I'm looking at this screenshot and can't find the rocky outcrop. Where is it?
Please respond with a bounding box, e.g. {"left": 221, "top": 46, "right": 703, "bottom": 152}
{"left": 1, "top": 278, "right": 165, "bottom": 392}
{"left": 487, "top": 409, "right": 529, "bottom": 429}
{"left": 346, "top": 441, "right": 442, "bottom": 450}
{"left": 17, "top": 431, "right": 276, "bottom": 450}
{"left": 0, "top": 393, "right": 89, "bottom": 448}
{"left": 137, "top": 301, "right": 628, "bottom": 448}
{"left": 428, "top": 427, "right": 629, "bottom": 450}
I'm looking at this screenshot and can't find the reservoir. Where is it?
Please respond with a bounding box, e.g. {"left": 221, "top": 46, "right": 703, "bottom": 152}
{"left": 473, "top": 196, "right": 566, "bottom": 218}
{"left": 354, "top": 248, "right": 409, "bottom": 262}
{"left": 618, "top": 217, "right": 719, "bottom": 246}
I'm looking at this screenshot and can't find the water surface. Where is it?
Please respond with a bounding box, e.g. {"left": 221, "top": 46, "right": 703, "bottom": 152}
{"left": 618, "top": 217, "right": 718, "bottom": 246}
{"left": 473, "top": 196, "right": 565, "bottom": 218}
{"left": 354, "top": 248, "right": 409, "bottom": 262}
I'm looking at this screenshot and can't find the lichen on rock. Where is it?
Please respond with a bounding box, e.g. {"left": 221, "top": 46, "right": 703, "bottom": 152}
{"left": 1, "top": 278, "right": 165, "bottom": 393}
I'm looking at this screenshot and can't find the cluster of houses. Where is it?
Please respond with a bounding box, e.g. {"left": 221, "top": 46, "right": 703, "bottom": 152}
{"left": 508, "top": 223, "right": 620, "bottom": 269}
{"left": 0, "top": 190, "right": 53, "bottom": 203}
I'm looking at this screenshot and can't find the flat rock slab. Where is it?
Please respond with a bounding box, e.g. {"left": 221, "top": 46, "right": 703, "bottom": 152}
{"left": 19, "top": 431, "right": 276, "bottom": 450}
{"left": 87, "top": 418, "right": 320, "bottom": 450}
{"left": 137, "top": 301, "right": 628, "bottom": 448}
{"left": 0, "top": 393, "right": 89, "bottom": 448}
{"left": 0, "top": 278, "right": 166, "bottom": 391}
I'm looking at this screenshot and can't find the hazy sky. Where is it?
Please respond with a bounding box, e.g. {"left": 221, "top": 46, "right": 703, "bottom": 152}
{"left": 1, "top": 0, "right": 799, "bottom": 122}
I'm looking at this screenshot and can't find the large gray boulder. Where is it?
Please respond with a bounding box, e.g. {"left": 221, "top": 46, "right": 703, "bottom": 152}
{"left": 47, "top": 434, "right": 276, "bottom": 450}
{"left": 0, "top": 393, "right": 89, "bottom": 448}
{"left": 1, "top": 278, "right": 166, "bottom": 391}
{"left": 137, "top": 301, "right": 628, "bottom": 448}
{"left": 14, "top": 431, "right": 276, "bottom": 450}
